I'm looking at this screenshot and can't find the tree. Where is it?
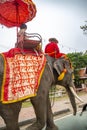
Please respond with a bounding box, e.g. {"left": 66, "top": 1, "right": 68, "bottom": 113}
{"left": 67, "top": 52, "right": 87, "bottom": 69}
{"left": 80, "top": 21, "right": 87, "bottom": 35}
{"left": 67, "top": 52, "right": 87, "bottom": 87}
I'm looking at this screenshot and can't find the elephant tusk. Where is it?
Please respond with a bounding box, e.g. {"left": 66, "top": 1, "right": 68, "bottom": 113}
{"left": 70, "top": 87, "right": 84, "bottom": 103}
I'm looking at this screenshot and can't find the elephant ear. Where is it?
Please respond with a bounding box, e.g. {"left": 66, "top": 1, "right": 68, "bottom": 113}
{"left": 53, "top": 56, "right": 73, "bottom": 80}
{"left": 62, "top": 56, "right": 73, "bottom": 73}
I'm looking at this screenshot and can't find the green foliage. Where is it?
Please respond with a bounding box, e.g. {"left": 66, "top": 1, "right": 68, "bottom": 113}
{"left": 67, "top": 51, "right": 87, "bottom": 81}
{"left": 80, "top": 24, "right": 87, "bottom": 31}
{"left": 67, "top": 52, "right": 87, "bottom": 69}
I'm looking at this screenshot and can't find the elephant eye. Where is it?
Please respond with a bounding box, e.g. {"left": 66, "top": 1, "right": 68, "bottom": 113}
{"left": 63, "top": 63, "right": 65, "bottom": 68}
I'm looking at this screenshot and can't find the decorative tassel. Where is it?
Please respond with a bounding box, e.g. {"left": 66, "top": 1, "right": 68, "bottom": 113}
{"left": 58, "top": 69, "right": 67, "bottom": 81}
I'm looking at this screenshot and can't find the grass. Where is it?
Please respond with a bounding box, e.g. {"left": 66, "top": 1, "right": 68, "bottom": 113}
{"left": 22, "top": 90, "right": 86, "bottom": 108}
{"left": 22, "top": 100, "right": 32, "bottom": 108}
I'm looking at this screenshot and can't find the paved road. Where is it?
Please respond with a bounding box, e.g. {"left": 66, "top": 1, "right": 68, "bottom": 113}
{"left": 54, "top": 111, "right": 87, "bottom": 130}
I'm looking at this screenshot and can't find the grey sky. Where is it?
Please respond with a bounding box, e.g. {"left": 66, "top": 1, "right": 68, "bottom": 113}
{"left": 0, "top": 0, "right": 87, "bottom": 53}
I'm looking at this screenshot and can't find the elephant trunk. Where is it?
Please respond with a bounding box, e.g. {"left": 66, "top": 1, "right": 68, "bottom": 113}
{"left": 66, "top": 86, "right": 84, "bottom": 115}
{"left": 66, "top": 86, "right": 77, "bottom": 115}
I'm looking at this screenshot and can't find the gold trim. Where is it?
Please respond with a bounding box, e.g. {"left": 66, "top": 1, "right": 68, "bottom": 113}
{"left": 0, "top": 53, "right": 6, "bottom": 102}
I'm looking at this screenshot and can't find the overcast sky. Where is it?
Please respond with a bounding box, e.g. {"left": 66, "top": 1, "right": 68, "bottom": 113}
{"left": 0, "top": 0, "right": 87, "bottom": 53}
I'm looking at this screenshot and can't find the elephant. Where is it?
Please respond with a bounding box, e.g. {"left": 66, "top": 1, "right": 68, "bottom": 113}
{"left": 0, "top": 53, "right": 83, "bottom": 130}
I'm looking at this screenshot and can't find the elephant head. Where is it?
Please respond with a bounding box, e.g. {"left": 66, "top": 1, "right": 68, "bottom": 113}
{"left": 47, "top": 55, "right": 83, "bottom": 115}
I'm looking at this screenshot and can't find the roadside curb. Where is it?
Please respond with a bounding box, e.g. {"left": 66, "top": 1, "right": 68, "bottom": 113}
{"left": 53, "top": 108, "right": 70, "bottom": 116}
{"left": 78, "top": 103, "right": 86, "bottom": 108}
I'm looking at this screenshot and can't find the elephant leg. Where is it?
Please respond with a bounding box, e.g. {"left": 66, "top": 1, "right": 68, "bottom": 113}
{"left": 26, "top": 94, "right": 47, "bottom": 130}
{"left": 45, "top": 96, "right": 58, "bottom": 130}
{"left": 0, "top": 102, "right": 22, "bottom": 130}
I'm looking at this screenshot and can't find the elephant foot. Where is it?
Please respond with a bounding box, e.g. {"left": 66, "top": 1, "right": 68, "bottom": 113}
{"left": 45, "top": 125, "right": 58, "bottom": 130}
{"left": 26, "top": 121, "right": 44, "bottom": 130}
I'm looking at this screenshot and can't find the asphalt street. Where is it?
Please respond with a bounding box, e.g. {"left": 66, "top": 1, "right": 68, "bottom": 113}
{"left": 54, "top": 111, "right": 87, "bottom": 130}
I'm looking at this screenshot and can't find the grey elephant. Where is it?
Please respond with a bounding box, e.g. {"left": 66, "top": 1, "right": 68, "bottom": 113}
{"left": 0, "top": 54, "right": 82, "bottom": 130}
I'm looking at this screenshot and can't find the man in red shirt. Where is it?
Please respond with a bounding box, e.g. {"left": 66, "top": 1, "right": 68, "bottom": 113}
{"left": 45, "top": 38, "right": 65, "bottom": 58}
{"left": 45, "top": 38, "right": 67, "bottom": 81}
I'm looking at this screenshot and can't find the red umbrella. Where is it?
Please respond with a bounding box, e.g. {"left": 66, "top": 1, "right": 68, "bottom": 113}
{"left": 0, "top": 0, "right": 37, "bottom": 28}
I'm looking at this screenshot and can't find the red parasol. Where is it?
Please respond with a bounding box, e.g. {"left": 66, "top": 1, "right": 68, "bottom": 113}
{"left": 0, "top": 0, "right": 37, "bottom": 28}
